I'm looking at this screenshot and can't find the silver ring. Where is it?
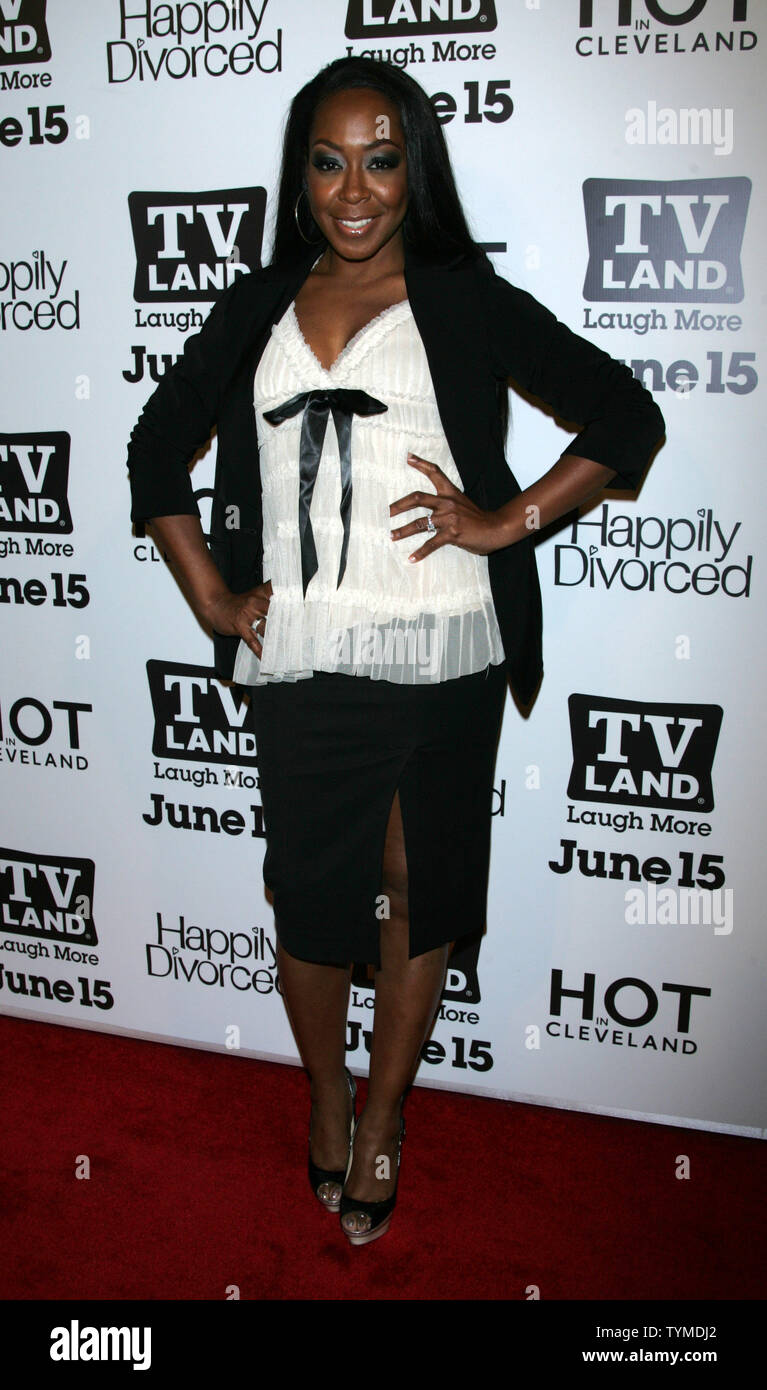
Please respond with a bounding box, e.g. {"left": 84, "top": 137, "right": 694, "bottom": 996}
{"left": 425, "top": 511, "right": 436, "bottom": 533}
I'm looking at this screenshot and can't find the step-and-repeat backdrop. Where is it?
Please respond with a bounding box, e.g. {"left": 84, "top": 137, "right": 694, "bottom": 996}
{"left": 1, "top": 1, "right": 764, "bottom": 1138}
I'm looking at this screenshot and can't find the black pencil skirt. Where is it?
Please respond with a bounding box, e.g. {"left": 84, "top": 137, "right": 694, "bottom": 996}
{"left": 248, "top": 661, "right": 508, "bottom": 968}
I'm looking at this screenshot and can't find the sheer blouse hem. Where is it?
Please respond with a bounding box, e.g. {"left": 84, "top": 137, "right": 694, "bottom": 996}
{"left": 234, "top": 606, "right": 506, "bottom": 687}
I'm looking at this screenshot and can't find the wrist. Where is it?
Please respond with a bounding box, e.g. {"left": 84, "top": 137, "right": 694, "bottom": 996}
{"left": 198, "top": 585, "right": 232, "bottom": 629}
{"left": 491, "top": 498, "right": 528, "bottom": 550}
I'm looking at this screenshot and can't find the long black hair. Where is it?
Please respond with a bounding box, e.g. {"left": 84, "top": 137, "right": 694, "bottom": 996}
{"left": 268, "top": 56, "right": 509, "bottom": 446}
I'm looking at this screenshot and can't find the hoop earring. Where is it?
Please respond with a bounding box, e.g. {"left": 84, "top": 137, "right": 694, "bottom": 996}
{"left": 294, "top": 188, "right": 324, "bottom": 245}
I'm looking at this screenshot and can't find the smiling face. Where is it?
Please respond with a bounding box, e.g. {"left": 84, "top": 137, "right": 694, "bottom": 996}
{"left": 304, "top": 86, "right": 408, "bottom": 264}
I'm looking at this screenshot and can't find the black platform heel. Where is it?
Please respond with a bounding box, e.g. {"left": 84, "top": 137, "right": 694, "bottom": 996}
{"left": 339, "top": 1110, "right": 406, "bottom": 1246}
{"left": 308, "top": 1066, "right": 357, "bottom": 1213}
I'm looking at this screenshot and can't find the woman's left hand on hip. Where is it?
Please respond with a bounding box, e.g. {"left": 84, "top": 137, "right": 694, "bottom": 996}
{"left": 390, "top": 452, "right": 502, "bottom": 560}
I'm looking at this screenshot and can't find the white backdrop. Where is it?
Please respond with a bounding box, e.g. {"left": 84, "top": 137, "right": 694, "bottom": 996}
{"left": 1, "top": 0, "right": 764, "bottom": 1138}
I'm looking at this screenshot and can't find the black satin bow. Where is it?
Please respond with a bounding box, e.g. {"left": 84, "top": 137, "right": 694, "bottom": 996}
{"left": 262, "top": 388, "right": 388, "bottom": 597}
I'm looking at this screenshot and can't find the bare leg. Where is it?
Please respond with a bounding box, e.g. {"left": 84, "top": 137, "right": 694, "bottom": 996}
{"left": 342, "top": 789, "right": 448, "bottom": 1223}
{"left": 276, "top": 943, "right": 353, "bottom": 1173}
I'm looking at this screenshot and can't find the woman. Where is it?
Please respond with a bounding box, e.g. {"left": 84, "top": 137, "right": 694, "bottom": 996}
{"left": 127, "top": 56, "right": 665, "bottom": 1247}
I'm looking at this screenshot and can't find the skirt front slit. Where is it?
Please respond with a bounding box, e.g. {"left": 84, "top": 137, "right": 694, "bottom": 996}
{"left": 249, "top": 663, "right": 508, "bottom": 969}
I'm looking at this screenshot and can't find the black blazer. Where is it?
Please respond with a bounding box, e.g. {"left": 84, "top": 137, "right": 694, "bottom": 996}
{"left": 127, "top": 238, "right": 665, "bottom": 705}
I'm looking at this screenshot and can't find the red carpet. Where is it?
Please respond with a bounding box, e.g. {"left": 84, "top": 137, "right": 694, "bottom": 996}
{"left": 1, "top": 1013, "right": 764, "bottom": 1301}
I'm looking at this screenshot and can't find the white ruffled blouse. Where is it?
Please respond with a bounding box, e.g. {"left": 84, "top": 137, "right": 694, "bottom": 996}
{"left": 233, "top": 287, "right": 505, "bottom": 686}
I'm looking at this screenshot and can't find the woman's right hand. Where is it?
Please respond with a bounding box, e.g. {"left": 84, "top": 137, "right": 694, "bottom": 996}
{"left": 207, "top": 581, "right": 273, "bottom": 659}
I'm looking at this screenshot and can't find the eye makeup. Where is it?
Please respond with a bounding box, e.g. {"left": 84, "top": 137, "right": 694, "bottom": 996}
{"left": 310, "top": 153, "right": 402, "bottom": 172}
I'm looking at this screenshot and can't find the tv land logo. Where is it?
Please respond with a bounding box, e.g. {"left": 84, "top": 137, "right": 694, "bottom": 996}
{"left": 147, "top": 659, "right": 257, "bottom": 765}
{"left": 0, "top": 0, "right": 50, "bottom": 66}
{"left": 0, "top": 433, "right": 72, "bottom": 533}
{"left": 575, "top": 0, "right": 756, "bottom": 56}
{"left": 354, "top": 936, "right": 484, "bottom": 1011}
{"left": 567, "top": 695, "right": 723, "bottom": 811}
{"left": 128, "top": 190, "right": 265, "bottom": 303}
{"left": 0, "top": 847, "right": 97, "bottom": 946}
{"left": 350, "top": 901, "right": 485, "bottom": 1013}
{"left": 583, "top": 178, "right": 750, "bottom": 302}
{"left": 345, "top": 0, "right": 497, "bottom": 38}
